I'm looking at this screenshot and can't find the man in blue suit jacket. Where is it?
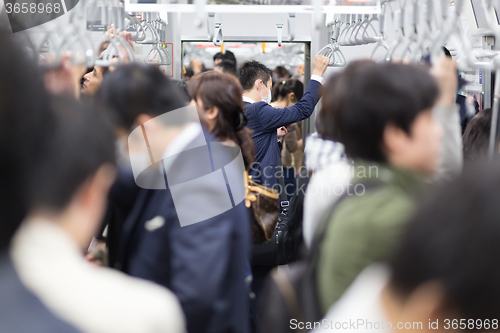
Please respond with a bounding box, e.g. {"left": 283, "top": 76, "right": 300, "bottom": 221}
{"left": 237, "top": 55, "right": 330, "bottom": 190}
{"left": 99, "top": 64, "right": 252, "bottom": 333}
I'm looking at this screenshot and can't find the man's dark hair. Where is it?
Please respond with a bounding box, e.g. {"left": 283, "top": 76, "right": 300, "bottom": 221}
{"left": 224, "top": 50, "right": 237, "bottom": 67}
{"left": 319, "top": 60, "right": 439, "bottom": 162}
{"left": 213, "top": 52, "right": 225, "bottom": 62}
{"left": 0, "top": 34, "right": 54, "bottom": 250}
{"left": 215, "top": 60, "right": 237, "bottom": 76}
{"left": 97, "top": 64, "right": 187, "bottom": 131}
{"left": 388, "top": 161, "right": 500, "bottom": 323}
{"left": 214, "top": 51, "right": 237, "bottom": 67}
{"left": 462, "top": 108, "right": 492, "bottom": 162}
{"left": 237, "top": 60, "right": 272, "bottom": 91}
{"left": 184, "top": 67, "right": 194, "bottom": 79}
{"left": 30, "top": 97, "right": 116, "bottom": 211}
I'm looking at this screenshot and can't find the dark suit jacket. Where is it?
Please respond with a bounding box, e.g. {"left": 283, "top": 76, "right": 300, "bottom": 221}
{"left": 106, "top": 129, "right": 252, "bottom": 333}
{"left": 245, "top": 79, "right": 322, "bottom": 189}
{"left": 0, "top": 255, "right": 79, "bottom": 333}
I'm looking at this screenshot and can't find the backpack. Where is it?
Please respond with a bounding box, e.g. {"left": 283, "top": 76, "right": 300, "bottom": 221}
{"left": 256, "top": 182, "right": 379, "bottom": 333}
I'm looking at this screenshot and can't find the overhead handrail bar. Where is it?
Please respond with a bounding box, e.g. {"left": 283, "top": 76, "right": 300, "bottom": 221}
{"left": 386, "top": 3, "right": 405, "bottom": 61}
{"left": 371, "top": 1, "right": 390, "bottom": 61}
{"left": 362, "top": 14, "right": 381, "bottom": 43}
{"left": 213, "top": 13, "right": 223, "bottom": 46}
{"left": 338, "top": 14, "right": 351, "bottom": 46}
{"left": 317, "top": 19, "right": 346, "bottom": 67}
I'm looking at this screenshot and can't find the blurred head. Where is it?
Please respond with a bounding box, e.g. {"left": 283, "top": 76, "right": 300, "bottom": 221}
{"left": 320, "top": 60, "right": 442, "bottom": 175}
{"left": 383, "top": 162, "right": 500, "bottom": 332}
{"left": 29, "top": 98, "right": 116, "bottom": 249}
{"left": 224, "top": 50, "right": 237, "bottom": 67}
{"left": 184, "top": 66, "right": 194, "bottom": 80}
{"left": 273, "top": 66, "right": 290, "bottom": 80}
{"left": 213, "top": 52, "right": 225, "bottom": 66}
{"left": 0, "top": 34, "right": 53, "bottom": 251}
{"left": 81, "top": 65, "right": 109, "bottom": 95}
{"left": 97, "top": 63, "right": 188, "bottom": 133}
{"left": 214, "top": 60, "right": 237, "bottom": 76}
{"left": 272, "top": 79, "right": 303, "bottom": 106}
{"left": 462, "top": 108, "right": 492, "bottom": 162}
{"left": 188, "top": 72, "right": 255, "bottom": 169}
{"left": 238, "top": 60, "right": 272, "bottom": 103}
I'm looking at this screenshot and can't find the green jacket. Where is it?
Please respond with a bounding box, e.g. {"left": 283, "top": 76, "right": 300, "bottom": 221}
{"left": 315, "top": 161, "right": 423, "bottom": 315}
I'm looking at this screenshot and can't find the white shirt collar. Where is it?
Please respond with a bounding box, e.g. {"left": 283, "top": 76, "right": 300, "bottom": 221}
{"left": 242, "top": 96, "right": 256, "bottom": 104}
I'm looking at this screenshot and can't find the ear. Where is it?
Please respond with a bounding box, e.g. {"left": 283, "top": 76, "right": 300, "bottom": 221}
{"left": 205, "top": 106, "right": 219, "bottom": 121}
{"left": 288, "top": 92, "right": 295, "bottom": 102}
{"left": 383, "top": 123, "right": 409, "bottom": 156}
{"left": 254, "top": 79, "right": 261, "bottom": 90}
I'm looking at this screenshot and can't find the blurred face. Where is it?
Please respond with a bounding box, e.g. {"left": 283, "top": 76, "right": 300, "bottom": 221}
{"left": 385, "top": 109, "right": 443, "bottom": 176}
{"left": 81, "top": 66, "right": 105, "bottom": 95}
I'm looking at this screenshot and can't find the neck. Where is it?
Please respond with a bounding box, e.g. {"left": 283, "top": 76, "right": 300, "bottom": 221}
{"left": 387, "top": 155, "right": 432, "bottom": 178}
{"left": 218, "top": 137, "right": 237, "bottom": 146}
{"left": 243, "top": 89, "right": 261, "bottom": 103}
{"left": 273, "top": 100, "right": 288, "bottom": 108}
{"left": 29, "top": 207, "right": 93, "bottom": 252}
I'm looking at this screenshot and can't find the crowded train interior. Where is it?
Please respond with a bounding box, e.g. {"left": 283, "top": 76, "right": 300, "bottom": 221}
{"left": 1, "top": 0, "right": 500, "bottom": 332}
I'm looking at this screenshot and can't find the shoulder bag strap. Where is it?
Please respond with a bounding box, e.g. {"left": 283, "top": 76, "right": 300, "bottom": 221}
{"left": 276, "top": 149, "right": 288, "bottom": 210}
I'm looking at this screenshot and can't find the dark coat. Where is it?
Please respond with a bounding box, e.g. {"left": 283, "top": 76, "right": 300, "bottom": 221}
{"left": 106, "top": 129, "right": 252, "bottom": 333}
{"left": 0, "top": 255, "right": 80, "bottom": 333}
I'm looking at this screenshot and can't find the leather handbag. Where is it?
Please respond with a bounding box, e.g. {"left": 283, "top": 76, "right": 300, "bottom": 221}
{"left": 245, "top": 172, "right": 280, "bottom": 244}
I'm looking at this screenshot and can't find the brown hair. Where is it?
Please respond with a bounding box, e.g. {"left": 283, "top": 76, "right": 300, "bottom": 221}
{"left": 188, "top": 72, "right": 255, "bottom": 170}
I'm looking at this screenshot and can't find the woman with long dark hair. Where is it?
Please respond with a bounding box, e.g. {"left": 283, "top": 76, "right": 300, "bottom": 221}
{"left": 272, "top": 79, "right": 304, "bottom": 176}
{"left": 188, "top": 71, "right": 255, "bottom": 170}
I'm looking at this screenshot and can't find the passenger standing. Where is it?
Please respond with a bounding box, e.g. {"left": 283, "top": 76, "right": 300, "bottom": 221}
{"left": 98, "top": 64, "right": 252, "bottom": 333}
{"left": 239, "top": 55, "right": 328, "bottom": 331}
{"left": 272, "top": 79, "right": 305, "bottom": 176}
{"left": 214, "top": 59, "right": 238, "bottom": 77}
{"left": 11, "top": 99, "right": 186, "bottom": 333}
{"left": 187, "top": 71, "right": 255, "bottom": 170}
{"left": 187, "top": 72, "right": 255, "bottom": 293}
{"left": 462, "top": 108, "right": 493, "bottom": 161}
{"left": 237, "top": 54, "right": 329, "bottom": 190}
{"left": 315, "top": 57, "right": 459, "bottom": 315}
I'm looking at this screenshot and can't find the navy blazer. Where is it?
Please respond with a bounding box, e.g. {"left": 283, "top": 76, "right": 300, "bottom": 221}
{"left": 245, "top": 79, "right": 322, "bottom": 189}
{"left": 0, "top": 255, "right": 80, "bottom": 333}
{"left": 106, "top": 129, "right": 252, "bottom": 333}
